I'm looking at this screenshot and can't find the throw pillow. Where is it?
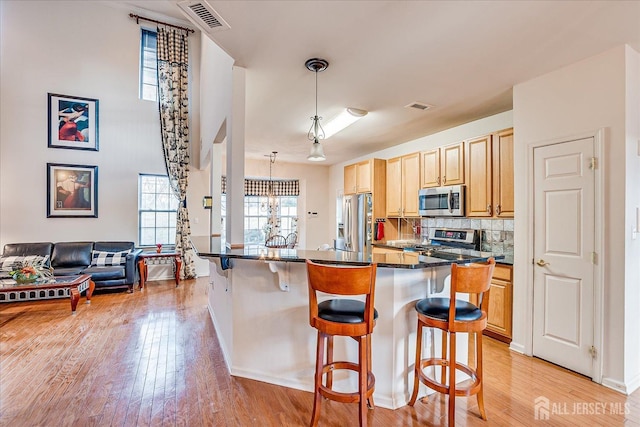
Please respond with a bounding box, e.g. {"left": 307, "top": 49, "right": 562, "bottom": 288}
{"left": 0, "top": 255, "right": 50, "bottom": 271}
{"left": 91, "top": 250, "right": 131, "bottom": 267}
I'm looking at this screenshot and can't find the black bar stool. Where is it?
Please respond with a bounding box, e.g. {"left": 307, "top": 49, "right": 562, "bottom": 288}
{"left": 305, "top": 260, "right": 378, "bottom": 427}
{"left": 408, "top": 258, "right": 495, "bottom": 426}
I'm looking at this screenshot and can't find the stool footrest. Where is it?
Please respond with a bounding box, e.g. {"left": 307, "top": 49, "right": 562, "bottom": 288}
{"left": 319, "top": 361, "right": 375, "bottom": 404}
{"left": 417, "top": 358, "right": 481, "bottom": 397}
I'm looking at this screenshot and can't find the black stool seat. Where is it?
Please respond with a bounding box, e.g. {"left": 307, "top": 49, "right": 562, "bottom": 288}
{"left": 319, "top": 299, "right": 379, "bottom": 324}
{"left": 415, "top": 297, "right": 482, "bottom": 322}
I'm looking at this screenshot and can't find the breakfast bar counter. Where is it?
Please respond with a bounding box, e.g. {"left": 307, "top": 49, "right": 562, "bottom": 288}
{"left": 191, "top": 237, "right": 500, "bottom": 410}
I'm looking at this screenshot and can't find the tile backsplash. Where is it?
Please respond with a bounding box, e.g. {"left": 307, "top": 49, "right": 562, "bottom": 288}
{"left": 420, "top": 218, "right": 514, "bottom": 257}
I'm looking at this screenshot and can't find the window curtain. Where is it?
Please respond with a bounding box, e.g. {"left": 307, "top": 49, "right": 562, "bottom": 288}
{"left": 156, "top": 26, "right": 196, "bottom": 280}
{"left": 221, "top": 176, "right": 300, "bottom": 196}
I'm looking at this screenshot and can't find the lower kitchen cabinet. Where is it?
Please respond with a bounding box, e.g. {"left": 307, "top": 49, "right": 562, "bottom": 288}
{"left": 485, "top": 263, "right": 513, "bottom": 343}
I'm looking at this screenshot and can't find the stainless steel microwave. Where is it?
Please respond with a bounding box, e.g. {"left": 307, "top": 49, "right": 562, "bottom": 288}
{"left": 418, "top": 185, "right": 465, "bottom": 217}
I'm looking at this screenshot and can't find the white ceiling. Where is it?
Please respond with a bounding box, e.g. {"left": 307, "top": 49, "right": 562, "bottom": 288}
{"left": 120, "top": 0, "right": 640, "bottom": 165}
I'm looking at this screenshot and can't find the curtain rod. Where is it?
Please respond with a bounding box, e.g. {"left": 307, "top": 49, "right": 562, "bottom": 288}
{"left": 129, "top": 13, "right": 195, "bottom": 34}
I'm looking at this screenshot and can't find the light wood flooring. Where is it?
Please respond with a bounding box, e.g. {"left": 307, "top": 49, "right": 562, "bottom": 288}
{"left": 1, "top": 277, "right": 639, "bottom": 426}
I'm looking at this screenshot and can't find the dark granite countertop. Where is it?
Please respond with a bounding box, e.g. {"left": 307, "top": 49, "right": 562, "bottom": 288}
{"left": 373, "top": 242, "right": 513, "bottom": 266}
{"left": 191, "top": 237, "right": 503, "bottom": 270}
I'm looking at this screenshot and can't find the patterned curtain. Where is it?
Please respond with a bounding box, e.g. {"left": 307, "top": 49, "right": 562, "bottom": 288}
{"left": 157, "top": 26, "right": 196, "bottom": 279}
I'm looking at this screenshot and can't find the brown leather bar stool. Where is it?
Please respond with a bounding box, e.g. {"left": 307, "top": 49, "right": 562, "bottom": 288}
{"left": 408, "top": 258, "right": 495, "bottom": 426}
{"left": 306, "top": 260, "right": 378, "bottom": 427}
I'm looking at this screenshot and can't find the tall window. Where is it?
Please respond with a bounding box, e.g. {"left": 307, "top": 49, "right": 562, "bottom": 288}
{"left": 140, "top": 29, "right": 158, "bottom": 101}
{"left": 138, "top": 174, "right": 179, "bottom": 246}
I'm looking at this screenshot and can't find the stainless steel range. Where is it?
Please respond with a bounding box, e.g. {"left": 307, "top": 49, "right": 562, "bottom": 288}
{"left": 408, "top": 228, "right": 480, "bottom": 260}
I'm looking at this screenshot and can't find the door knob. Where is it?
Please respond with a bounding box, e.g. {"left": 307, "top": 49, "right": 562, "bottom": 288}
{"left": 536, "top": 259, "right": 550, "bottom": 267}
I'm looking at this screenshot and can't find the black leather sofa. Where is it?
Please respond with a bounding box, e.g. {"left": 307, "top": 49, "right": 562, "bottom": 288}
{"left": 0, "top": 241, "right": 142, "bottom": 292}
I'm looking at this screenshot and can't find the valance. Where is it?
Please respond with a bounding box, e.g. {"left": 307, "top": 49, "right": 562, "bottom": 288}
{"left": 221, "top": 176, "right": 299, "bottom": 196}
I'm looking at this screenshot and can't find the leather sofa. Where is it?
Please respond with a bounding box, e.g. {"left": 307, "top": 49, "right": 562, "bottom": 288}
{"left": 0, "top": 241, "right": 142, "bottom": 292}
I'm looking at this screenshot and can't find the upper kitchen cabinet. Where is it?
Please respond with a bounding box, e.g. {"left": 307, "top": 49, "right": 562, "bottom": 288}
{"left": 420, "top": 142, "right": 464, "bottom": 188}
{"left": 343, "top": 159, "right": 385, "bottom": 195}
{"left": 386, "top": 152, "right": 420, "bottom": 217}
{"left": 465, "top": 128, "right": 514, "bottom": 217}
{"left": 492, "top": 128, "right": 515, "bottom": 217}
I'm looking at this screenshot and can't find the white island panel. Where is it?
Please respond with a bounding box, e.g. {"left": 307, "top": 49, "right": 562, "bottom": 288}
{"left": 207, "top": 257, "right": 468, "bottom": 409}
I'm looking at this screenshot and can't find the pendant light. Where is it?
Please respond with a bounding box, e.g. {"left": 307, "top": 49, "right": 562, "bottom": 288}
{"left": 305, "top": 58, "right": 328, "bottom": 162}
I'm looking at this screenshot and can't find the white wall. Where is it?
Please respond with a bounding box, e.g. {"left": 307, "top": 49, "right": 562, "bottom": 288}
{"left": 0, "top": 1, "right": 209, "bottom": 276}
{"left": 513, "top": 45, "right": 640, "bottom": 393}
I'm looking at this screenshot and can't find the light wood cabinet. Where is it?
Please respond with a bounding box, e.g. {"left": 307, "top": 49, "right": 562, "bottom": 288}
{"left": 465, "top": 128, "right": 514, "bottom": 217}
{"left": 343, "top": 159, "right": 386, "bottom": 243}
{"left": 386, "top": 152, "right": 420, "bottom": 217}
{"left": 485, "top": 264, "right": 513, "bottom": 343}
{"left": 344, "top": 164, "right": 357, "bottom": 195}
{"left": 441, "top": 142, "right": 465, "bottom": 186}
{"left": 402, "top": 153, "right": 420, "bottom": 217}
{"left": 492, "top": 128, "right": 514, "bottom": 217}
{"left": 344, "top": 159, "right": 377, "bottom": 195}
{"left": 420, "top": 142, "right": 464, "bottom": 188}
{"left": 386, "top": 157, "right": 402, "bottom": 216}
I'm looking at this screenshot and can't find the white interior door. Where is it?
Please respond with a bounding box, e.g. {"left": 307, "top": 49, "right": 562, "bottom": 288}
{"left": 532, "top": 137, "right": 595, "bottom": 377}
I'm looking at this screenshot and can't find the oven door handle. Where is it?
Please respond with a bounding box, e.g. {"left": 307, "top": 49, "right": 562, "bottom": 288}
{"left": 448, "top": 188, "right": 454, "bottom": 213}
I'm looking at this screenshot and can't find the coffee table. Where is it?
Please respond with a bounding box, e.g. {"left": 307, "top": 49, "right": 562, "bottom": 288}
{"left": 138, "top": 251, "right": 181, "bottom": 289}
{"left": 0, "top": 274, "right": 94, "bottom": 314}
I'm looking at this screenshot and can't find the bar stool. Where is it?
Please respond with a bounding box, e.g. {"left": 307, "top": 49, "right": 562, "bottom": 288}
{"left": 408, "top": 258, "right": 495, "bottom": 426}
{"left": 305, "top": 260, "right": 378, "bottom": 427}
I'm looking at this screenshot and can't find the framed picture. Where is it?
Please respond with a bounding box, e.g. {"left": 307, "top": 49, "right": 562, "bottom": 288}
{"left": 47, "top": 163, "right": 98, "bottom": 218}
{"left": 47, "top": 93, "right": 99, "bottom": 151}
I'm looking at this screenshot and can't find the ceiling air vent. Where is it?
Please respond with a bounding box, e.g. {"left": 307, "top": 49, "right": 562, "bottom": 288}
{"left": 178, "top": 0, "right": 230, "bottom": 33}
{"left": 405, "top": 102, "right": 434, "bottom": 111}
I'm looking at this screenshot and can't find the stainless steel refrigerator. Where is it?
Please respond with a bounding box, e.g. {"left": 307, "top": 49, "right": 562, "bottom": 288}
{"left": 335, "top": 193, "right": 372, "bottom": 252}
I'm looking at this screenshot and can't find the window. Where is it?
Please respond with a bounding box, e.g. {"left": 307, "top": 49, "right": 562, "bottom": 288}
{"left": 140, "top": 29, "right": 158, "bottom": 101}
{"left": 138, "top": 174, "right": 179, "bottom": 246}
{"left": 221, "top": 194, "right": 298, "bottom": 245}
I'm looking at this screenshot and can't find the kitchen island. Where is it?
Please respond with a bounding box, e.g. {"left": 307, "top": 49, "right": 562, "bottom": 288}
{"left": 191, "top": 237, "right": 500, "bottom": 410}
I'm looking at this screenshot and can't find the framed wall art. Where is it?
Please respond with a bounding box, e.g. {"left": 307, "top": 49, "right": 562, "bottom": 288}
{"left": 47, "top": 163, "right": 98, "bottom": 218}
{"left": 47, "top": 93, "right": 99, "bottom": 151}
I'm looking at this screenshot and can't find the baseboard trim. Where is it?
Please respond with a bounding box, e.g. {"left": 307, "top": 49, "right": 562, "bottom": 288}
{"left": 601, "top": 377, "right": 629, "bottom": 395}
{"left": 509, "top": 341, "right": 526, "bottom": 354}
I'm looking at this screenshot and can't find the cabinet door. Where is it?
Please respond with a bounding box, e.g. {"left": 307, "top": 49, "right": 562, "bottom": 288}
{"left": 386, "top": 157, "right": 402, "bottom": 217}
{"left": 486, "top": 265, "right": 513, "bottom": 341}
{"left": 466, "top": 135, "right": 493, "bottom": 217}
{"left": 492, "top": 128, "right": 514, "bottom": 217}
{"left": 420, "top": 148, "right": 440, "bottom": 188}
{"left": 344, "top": 164, "right": 357, "bottom": 195}
{"left": 356, "top": 160, "right": 372, "bottom": 193}
{"left": 441, "top": 142, "right": 464, "bottom": 185}
{"left": 402, "top": 153, "right": 420, "bottom": 216}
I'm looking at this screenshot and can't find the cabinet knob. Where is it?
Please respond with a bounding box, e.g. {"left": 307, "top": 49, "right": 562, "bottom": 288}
{"left": 487, "top": 204, "right": 492, "bottom": 215}
{"left": 443, "top": 176, "right": 446, "bottom": 184}
{"left": 496, "top": 205, "right": 502, "bottom": 215}
{"left": 437, "top": 177, "right": 440, "bottom": 185}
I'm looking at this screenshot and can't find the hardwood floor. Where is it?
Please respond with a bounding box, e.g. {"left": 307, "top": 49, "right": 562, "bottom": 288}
{"left": 1, "top": 277, "right": 638, "bottom": 426}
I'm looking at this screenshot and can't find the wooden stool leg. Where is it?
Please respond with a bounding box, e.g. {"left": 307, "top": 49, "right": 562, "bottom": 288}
{"left": 448, "top": 331, "right": 456, "bottom": 427}
{"left": 326, "top": 335, "right": 334, "bottom": 390}
{"left": 310, "top": 331, "right": 325, "bottom": 427}
{"left": 358, "top": 335, "right": 368, "bottom": 427}
{"left": 476, "top": 331, "right": 487, "bottom": 420}
{"left": 408, "top": 320, "right": 423, "bottom": 406}
{"left": 367, "top": 334, "right": 373, "bottom": 408}
{"left": 441, "top": 328, "right": 448, "bottom": 386}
